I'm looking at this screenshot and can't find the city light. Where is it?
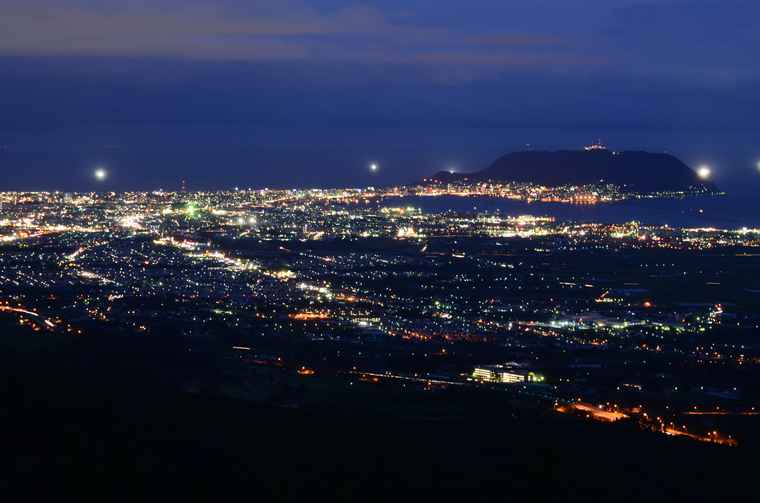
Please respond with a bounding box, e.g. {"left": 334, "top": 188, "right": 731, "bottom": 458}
{"left": 0, "top": 172, "right": 752, "bottom": 452}
{"left": 3, "top": 1, "right": 755, "bottom": 491}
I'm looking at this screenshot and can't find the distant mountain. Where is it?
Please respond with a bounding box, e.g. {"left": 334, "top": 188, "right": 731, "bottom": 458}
{"left": 426, "top": 149, "right": 716, "bottom": 193}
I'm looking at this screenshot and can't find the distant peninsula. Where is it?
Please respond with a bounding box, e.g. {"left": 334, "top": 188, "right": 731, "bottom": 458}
{"left": 424, "top": 144, "right": 717, "bottom": 195}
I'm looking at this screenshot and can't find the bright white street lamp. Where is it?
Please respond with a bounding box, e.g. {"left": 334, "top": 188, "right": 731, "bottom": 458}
{"left": 697, "top": 166, "right": 711, "bottom": 180}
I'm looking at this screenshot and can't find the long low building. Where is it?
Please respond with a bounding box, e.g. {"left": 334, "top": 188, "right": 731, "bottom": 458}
{"left": 472, "top": 365, "right": 545, "bottom": 384}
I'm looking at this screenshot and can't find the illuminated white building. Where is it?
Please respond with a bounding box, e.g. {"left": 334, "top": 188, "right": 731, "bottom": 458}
{"left": 472, "top": 365, "right": 545, "bottom": 384}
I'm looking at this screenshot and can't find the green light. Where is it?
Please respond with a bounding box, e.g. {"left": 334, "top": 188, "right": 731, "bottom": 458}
{"left": 528, "top": 372, "right": 545, "bottom": 383}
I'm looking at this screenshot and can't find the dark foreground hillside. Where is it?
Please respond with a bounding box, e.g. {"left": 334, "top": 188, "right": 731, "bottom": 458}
{"left": 0, "top": 335, "right": 752, "bottom": 502}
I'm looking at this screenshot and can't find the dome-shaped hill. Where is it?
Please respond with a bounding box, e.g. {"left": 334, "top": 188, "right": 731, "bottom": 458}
{"left": 426, "top": 149, "right": 716, "bottom": 193}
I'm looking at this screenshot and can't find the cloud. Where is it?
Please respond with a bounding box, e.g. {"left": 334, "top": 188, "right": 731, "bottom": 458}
{"left": 0, "top": 0, "right": 567, "bottom": 72}
{"left": 465, "top": 34, "right": 560, "bottom": 47}
{"left": 2, "top": 0, "right": 757, "bottom": 92}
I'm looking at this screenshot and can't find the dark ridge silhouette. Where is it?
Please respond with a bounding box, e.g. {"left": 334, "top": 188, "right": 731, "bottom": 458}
{"left": 0, "top": 332, "right": 754, "bottom": 501}
{"left": 426, "top": 149, "right": 717, "bottom": 193}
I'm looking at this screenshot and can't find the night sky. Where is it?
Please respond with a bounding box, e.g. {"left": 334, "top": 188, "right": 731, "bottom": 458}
{"left": 1, "top": 0, "right": 759, "bottom": 192}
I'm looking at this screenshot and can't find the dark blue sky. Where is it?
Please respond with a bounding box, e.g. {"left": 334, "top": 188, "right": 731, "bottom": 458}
{"left": 1, "top": 0, "right": 759, "bottom": 192}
